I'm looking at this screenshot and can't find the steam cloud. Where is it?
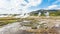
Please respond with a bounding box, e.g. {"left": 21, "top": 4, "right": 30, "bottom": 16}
{"left": 0, "top": 0, "right": 42, "bottom": 14}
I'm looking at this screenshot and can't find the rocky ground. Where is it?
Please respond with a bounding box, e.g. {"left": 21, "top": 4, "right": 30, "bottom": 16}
{"left": 0, "top": 16, "right": 60, "bottom": 34}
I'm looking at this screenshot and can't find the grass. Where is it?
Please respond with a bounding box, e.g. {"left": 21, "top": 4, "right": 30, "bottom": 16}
{"left": 0, "top": 17, "right": 20, "bottom": 27}
{"left": 0, "top": 16, "right": 59, "bottom": 26}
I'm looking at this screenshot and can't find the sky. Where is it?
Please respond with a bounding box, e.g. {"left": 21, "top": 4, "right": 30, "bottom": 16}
{"left": 0, "top": 0, "right": 60, "bottom": 14}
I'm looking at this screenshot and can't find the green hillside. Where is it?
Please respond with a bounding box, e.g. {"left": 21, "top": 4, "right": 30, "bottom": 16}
{"left": 30, "top": 10, "right": 60, "bottom": 16}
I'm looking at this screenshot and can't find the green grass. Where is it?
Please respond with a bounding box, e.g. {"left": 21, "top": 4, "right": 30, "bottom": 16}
{"left": 0, "top": 17, "right": 20, "bottom": 27}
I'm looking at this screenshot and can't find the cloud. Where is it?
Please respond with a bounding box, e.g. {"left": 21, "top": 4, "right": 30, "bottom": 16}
{"left": 28, "top": 0, "right": 42, "bottom": 6}
{"left": 48, "top": 5, "right": 58, "bottom": 9}
{"left": 44, "top": 4, "right": 60, "bottom": 10}
{"left": 0, "top": 0, "right": 42, "bottom": 14}
{"left": 20, "top": 0, "right": 42, "bottom": 13}
{"left": 52, "top": 0, "right": 60, "bottom": 5}
{"left": 45, "top": 0, "right": 60, "bottom": 10}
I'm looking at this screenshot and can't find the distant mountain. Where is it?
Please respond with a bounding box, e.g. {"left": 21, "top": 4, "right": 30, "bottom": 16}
{"left": 30, "top": 10, "right": 60, "bottom": 13}
{"left": 30, "top": 10, "right": 60, "bottom": 16}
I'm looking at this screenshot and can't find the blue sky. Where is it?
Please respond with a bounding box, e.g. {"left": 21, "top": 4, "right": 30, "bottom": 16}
{"left": 0, "top": 0, "right": 60, "bottom": 14}
{"left": 28, "top": 0, "right": 60, "bottom": 11}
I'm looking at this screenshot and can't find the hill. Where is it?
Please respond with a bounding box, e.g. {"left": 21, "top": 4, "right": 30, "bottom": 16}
{"left": 30, "top": 10, "right": 60, "bottom": 16}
